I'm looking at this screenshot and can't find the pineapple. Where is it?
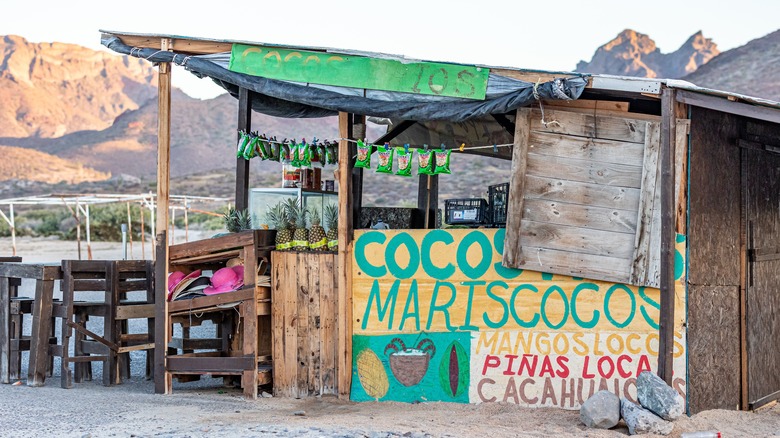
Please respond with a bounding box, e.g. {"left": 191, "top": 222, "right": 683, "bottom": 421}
{"left": 324, "top": 203, "right": 338, "bottom": 252}
{"left": 264, "top": 202, "right": 291, "bottom": 250}
{"left": 223, "top": 207, "right": 252, "bottom": 233}
{"left": 281, "top": 198, "right": 299, "bottom": 251}
{"left": 284, "top": 198, "right": 310, "bottom": 251}
{"left": 308, "top": 206, "right": 327, "bottom": 251}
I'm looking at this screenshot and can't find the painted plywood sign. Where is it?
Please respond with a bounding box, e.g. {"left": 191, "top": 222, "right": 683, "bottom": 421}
{"left": 229, "top": 44, "right": 489, "bottom": 100}
{"left": 351, "top": 229, "right": 687, "bottom": 408}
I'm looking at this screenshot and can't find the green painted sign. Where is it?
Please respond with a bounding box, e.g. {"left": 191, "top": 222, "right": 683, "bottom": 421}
{"left": 229, "top": 43, "right": 489, "bottom": 100}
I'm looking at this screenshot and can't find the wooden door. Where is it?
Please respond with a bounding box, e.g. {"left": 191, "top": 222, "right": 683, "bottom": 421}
{"left": 744, "top": 147, "right": 780, "bottom": 406}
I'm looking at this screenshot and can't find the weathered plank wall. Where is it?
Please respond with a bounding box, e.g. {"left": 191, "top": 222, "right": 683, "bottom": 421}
{"left": 503, "top": 105, "right": 685, "bottom": 288}
{"left": 742, "top": 122, "right": 780, "bottom": 404}
{"left": 271, "top": 251, "right": 339, "bottom": 398}
{"left": 687, "top": 106, "right": 741, "bottom": 413}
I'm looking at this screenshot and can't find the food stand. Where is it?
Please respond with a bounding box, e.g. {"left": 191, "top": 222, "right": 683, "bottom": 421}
{"left": 99, "top": 30, "right": 780, "bottom": 414}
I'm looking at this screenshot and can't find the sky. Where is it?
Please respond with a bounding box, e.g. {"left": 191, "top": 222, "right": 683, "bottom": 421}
{"left": 3, "top": 0, "right": 779, "bottom": 100}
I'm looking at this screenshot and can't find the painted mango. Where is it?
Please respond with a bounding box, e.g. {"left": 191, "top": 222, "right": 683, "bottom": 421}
{"left": 356, "top": 349, "right": 389, "bottom": 399}
{"left": 439, "top": 340, "right": 469, "bottom": 398}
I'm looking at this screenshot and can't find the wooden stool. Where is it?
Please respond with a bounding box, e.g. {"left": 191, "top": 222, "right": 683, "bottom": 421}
{"left": 0, "top": 257, "right": 57, "bottom": 384}
{"left": 56, "top": 260, "right": 155, "bottom": 388}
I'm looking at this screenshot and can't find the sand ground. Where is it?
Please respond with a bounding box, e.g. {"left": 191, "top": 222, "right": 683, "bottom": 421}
{"left": 2, "top": 236, "right": 779, "bottom": 437}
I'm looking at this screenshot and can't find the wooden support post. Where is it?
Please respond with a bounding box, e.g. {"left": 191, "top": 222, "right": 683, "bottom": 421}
{"left": 417, "top": 174, "right": 438, "bottom": 229}
{"left": 235, "top": 87, "right": 252, "bottom": 211}
{"left": 658, "top": 87, "right": 677, "bottom": 386}
{"left": 352, "top": 115, "right": 365, "bottom": 228}
{"left": 503, "top": 107, "right": 532, "bottom": 268}
{"left": 739, "top": 146, "right": 749, "bottom": 410}
{"left": 337, "top": 112, "right": 354, "bottom": 399}
{"left": 154, "top": 38, "right": 173, "bottom": 394}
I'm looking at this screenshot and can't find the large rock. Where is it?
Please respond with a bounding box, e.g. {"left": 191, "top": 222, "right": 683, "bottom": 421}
{"left": 620, "top": 398, "right": 674, "bottom": 436}
{"left": 636, "top": 371, "right": 685, "bottom": 420}
{"left": 580, "top": 390, "right": 620, "bottom": 429}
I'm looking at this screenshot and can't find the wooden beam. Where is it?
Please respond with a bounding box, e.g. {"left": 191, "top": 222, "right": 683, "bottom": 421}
{"left": 657, "top": 87, "right": 676, "bottom": 386}
{"left": 676, "top": 90, "right": 780, "bottom": 125}
{"left": 502, "top": 107, "right": 532, "bottom": 268}
{"left": 235, "top": 87, "right": 252, "bottom": 211}
{"left": 351, "top": 115, "right": 365, "bottom": 230}
{"left": 739, "top": 145, "right": 750, "bottom": 410}
{"left": 417, "top": 175, "right": 439, "bottom": 229}
{"left": 492, "top": 114, "right": 516, "bottom": 137}
{"left": 154, "top": 38, "right": 173, "bottom": 395}
{"left": 492, "top": 68, "right": 580, "bottom": 84}
{"left": 337, "top": 112, "right": 354, "bottom": 399}
{"left": 103, "top": 33, "right": 233, "bottom": 55}
{"left": 371, "top": 120, "right": 416, "bottom": 145}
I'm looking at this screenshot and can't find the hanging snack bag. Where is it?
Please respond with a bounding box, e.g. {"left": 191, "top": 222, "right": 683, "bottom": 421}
{"left": 355, "top": 139, "right": 371, "bottom": 168}
{"left": 376, "top": 144, "right": 394, "bottom": 174}
{"left": 309, "top": 142, "right": 321, "bottom": 167}
{"left": 289, "top": 141, "right": 301, "bottom": 167}
{"left": 395, "top": 147, "right": 413, "bottom": 177}
{"left": 243, "top": 134, "right": 257, "bottom": 160}
{"left": 417, "top": 148, "right": 435, "bottom": 175}
{"left": 327, "top": 142, "right": 338, "bottom": 165}
{"left": 255, "top": 135, "right": 269, "bottom": 160}
{"left": 236, "top": 131, "right": 250, "bottom": 158}
{"left": 299, "top": 142, "right": 312, "bottom": 168}
{"left": 434, "top": 147, "right": 452, "bottom": 175}
{"left": 280, "top": 142, "right": 292, "bottom": 163}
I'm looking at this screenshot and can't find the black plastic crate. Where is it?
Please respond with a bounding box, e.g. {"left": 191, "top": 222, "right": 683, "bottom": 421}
{"left": 488, "top": 182, "right": 509, "bottom": 226}
{"left": 445, "top": 198, "right": 488, "bottom": 225}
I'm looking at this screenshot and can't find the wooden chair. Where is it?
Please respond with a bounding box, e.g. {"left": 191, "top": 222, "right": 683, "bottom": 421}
{"left": 56, "top": 260, "right": 155, "bottom": 388}
{"left": 1, "top": 257, "right": 58, "bottom": 384}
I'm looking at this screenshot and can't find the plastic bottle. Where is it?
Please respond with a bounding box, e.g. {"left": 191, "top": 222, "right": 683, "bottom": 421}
{"left": 680, "top": 432, "right": 720, "bottom": 438}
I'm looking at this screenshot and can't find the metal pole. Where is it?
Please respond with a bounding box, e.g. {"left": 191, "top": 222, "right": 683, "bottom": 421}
{"left": 150, "top": 196, "right": 156, "bottom": 258}
{"left": 85, "top": 204, "right": 92, "bottom": 260}
{"left": 140, "top": 203, "right": 146, "bottom": 260}
{"left": 170, "top": 208, "right": 176, "bottom": 245}
{"left": 121, "top": 223, "right": 128, "bottom": 260}
{"left": 76, "top": 200, "right": 82, "bottom": 260}
{"left": 127, "top": 202, "right": 134, "bottom": 259}
{"left": 9, "top": 204, "right": 15, "bottom": 257}
{"left": 184, "top": 198, "right": 189, "bottom": 242}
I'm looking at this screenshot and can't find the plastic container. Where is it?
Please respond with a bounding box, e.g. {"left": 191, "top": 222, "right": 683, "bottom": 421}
{"left": 445, "top": 198, "right": 488, "bottom": 226}
{"left": 488, "top": 182, "right": 509, "bottom": 226}
{"left": 282, "top": 164, "right": 300, "bottom": 188}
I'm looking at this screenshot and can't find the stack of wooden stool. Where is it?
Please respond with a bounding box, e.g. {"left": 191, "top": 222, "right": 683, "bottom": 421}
{"left": 1, "top": 257, "right": 57, "bottom": 384}
{"left": 55, "top": 260, "right": 154, "bottom": 388}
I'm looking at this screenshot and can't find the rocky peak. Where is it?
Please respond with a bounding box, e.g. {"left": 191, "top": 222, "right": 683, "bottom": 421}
{"left": 576, "top": 29, "right": 719, "bottom": 79}
{"left": 0, "top": 34, "right": 158, "bottom": 138}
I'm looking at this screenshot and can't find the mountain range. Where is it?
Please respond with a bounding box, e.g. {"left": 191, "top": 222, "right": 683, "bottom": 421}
{"left": 0, "top": 29, "right": 778, "bottom": 204}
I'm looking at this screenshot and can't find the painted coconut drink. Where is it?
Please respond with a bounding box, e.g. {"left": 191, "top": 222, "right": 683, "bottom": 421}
{"left": 384, "top": 338, "right": 436, "bottom": 387}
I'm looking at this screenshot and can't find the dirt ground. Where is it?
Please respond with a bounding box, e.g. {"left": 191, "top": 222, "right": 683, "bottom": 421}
{"left": 2, "top": 236, "right": 780, "bottom": 437}
{"left": 0, "top": 376, "right": 778, "bottom": 438}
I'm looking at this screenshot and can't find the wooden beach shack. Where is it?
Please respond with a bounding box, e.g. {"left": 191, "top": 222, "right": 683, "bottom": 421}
{"left": 99, "top": 30, "right": 780, "bottom": 414}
